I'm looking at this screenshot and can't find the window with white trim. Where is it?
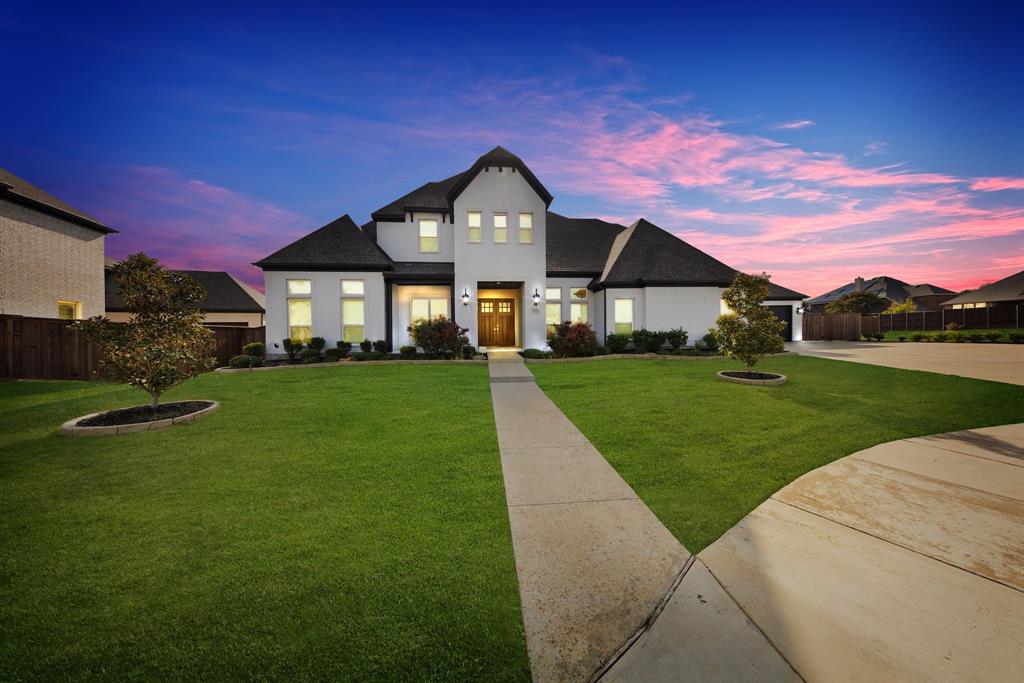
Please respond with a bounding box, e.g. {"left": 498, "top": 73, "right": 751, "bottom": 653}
{"left": 614, "top": 299, "right": 634, "bottom": 335}
{"left": 410, "top": 298, "right": 449, "bottom": 324}
{"left": 545, "top": 287, "right": 561, "bottom": 335}
{"left": 287, "top": 279, "right": 312, "bottom": 342}
{"left": 570, "top": 288, "right": 588, "bottom": 324}
{"left": 493, "top": 213, "right": 507, "bottom": 243}
{"left": 419, "top": 219, "right": 438, "bottom": 253}
{"left": 57, "top": 300, "right": 81, "bottom": 320}
{"left": 340, "top": 279, "right": 365, "bottom": 343}
{"left": 467, "top": 211, "right": 481, "bottom": 243}
{"left": 519, "top": 212, "right": 533, "bottom": 243}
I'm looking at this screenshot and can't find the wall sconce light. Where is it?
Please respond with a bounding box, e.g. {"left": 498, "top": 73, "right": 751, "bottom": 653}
{"left": 461, "top": 288, "right": 471, "bottom": 306}
{"left": 796, "top": 304, "right": 805, "bottom": 315}
{"left": 532, "top": 288, "right": 541, "bottom": 307}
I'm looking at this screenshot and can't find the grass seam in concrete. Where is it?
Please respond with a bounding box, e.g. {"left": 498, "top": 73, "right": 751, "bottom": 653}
{"left": 770, "top": 496, "right": 1024, "bottom": 594}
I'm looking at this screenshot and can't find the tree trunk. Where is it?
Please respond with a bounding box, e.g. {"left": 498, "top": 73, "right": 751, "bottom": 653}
{"left": 149, "top": 392, "right": 160, "bottom": 409}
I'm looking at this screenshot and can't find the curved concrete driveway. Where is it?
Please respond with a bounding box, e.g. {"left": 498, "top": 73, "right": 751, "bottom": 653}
{"left": 788, "top": 340, "right": 1024, "bottom": 385}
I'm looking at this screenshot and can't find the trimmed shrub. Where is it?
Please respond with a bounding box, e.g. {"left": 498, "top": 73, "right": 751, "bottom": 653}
{"left": 933, "top": 332, "right": 949, "bottom": 343}
{"left": 309, "top": 336, "right": 326, "bottom": 352}
{"left": 548, "top": 321, "right": 598, "bottom": 357}
{"left": 1009, "top": 333, "right": 1024, "bottom": 344}
{"left": 897, "top": 335, "right": 907, "bottom": 342}
{"left": 631, "top": 328, "right": 665, "bottom": 353}
{"left": 351, "top": 352, "right": 387, "bottom": 361}
{"left": 299, "top": 348, "right": 322, "bottom": 363}
{"left": 521, "top": 348, "right": 552, "bottom": 359}
{"left": 229, "top": 354, "right": 263, "bottom": 369}
{"left": 984, "top": 332, "right": 1003, "bottom": 343}
{"left": 462, "top": 345, "right": 477, "bottom": 358}
{"left": 359, "top": 339, "right": 373, "bottom": 352}
{"left": 966, "top": 333, "right": 986, "bottom": 343}
{"left": 372, "top": 339, "right": 388, "bottom": 353}
{"left": 399, "top": 345, "right": 417, "bottom": 358}
{"left": 606, "top": 334, "right": 630, "bottom": 354}
{"left": 662, "top": 328, "right": 688, "bottom": 350}
{"left": 282, "top": 338, "right": 303, "bottom": 360}
{"left": 324, "top": 347, "right": 343, "bottom": 361}
{"left": 242, "top": 341, "right": 265, "bottom": 357}
{"left": 702, "top": 332, "right": 719, "bottom": 352}
{"left": 949, "top": 332, "right": 966, "bottom": 343}
{"left": 911, "top": 333, "right": 926, "bottom": 342}
{"left": 593, "top": 344, "right": 607, "bottom": 356}
{"left": 408, "top": 316, "right": 470, "bottom": 358}
{"left": 872, "top": 332, "right": 885, "bottom": 341}
{"left": 336, "top": 340, "right": 353, "bottom": 355}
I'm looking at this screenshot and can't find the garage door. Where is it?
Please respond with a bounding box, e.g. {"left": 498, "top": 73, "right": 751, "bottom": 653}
{"left": 766, "top": 305, "right": 793, "bottom": 341}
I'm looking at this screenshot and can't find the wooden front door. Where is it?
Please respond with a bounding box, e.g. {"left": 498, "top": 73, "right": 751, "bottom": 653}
{"left": 478, "top": 299, "right": 516, "bottom": 347}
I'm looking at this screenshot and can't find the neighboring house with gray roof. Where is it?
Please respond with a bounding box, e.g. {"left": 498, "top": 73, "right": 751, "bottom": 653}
{"left": 105, "top": 266, "right": 265, "bottom": 327}
{"left": 941, "top": 270, "right": 1024, "bottom": 309}
{"left": 0, "top": 168, "right": 116, "bottom": 320}
{"left": 806, "top": 276, "right": 954, "bottom": 313}
{"left": 254, "top": 147, "right": 806, "bottom": 353}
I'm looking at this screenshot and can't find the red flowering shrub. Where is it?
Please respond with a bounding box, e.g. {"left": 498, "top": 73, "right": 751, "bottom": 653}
{"left": 408, "top": 316, "right": 471, "bottom": 358}
{"left": 547, "top": 321, "right": 597, "bottom": 357}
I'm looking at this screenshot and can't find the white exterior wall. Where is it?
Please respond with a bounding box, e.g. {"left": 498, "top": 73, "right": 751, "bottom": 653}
{"left": 0, "top": 199, "right": 106, "bottom": 318}
{"left": 451, "top": 168, "right": 548, "bottom": 349}
{"left": 263, "top": 270, "right": 386, "bottom": 355}
{"left": 765, "top": 300, "right": 803, "bottom": 341}
{"left": 375, "top": 212, "right": 454, "bottom": 262}
{"left": 644, "top": 286, "right": 725, "bottom": 342}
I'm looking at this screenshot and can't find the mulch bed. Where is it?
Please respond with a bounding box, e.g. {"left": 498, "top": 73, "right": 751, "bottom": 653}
{"left": 79, "top": 401, "right": 215, "bottom": 427}
{"left": 719, "top": 371, "right": 784, "bottom": 381}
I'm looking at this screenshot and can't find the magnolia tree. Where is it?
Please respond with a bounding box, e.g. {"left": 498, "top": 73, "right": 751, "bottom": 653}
{"left": 74, "top": 253, "right": 215, "bottom": 407}
{"left": 713, "top": 273, "right": 786, "bottom": 372}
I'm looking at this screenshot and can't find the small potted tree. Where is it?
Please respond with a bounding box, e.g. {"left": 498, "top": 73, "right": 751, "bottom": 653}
{"left": 712, "top": 273, "right": 788, "bottom": 385}
{"left": 64, "top": 253, "right": 219, "bottom": 434}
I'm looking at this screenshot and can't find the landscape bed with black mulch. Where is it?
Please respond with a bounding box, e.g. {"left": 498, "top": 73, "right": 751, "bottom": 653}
{"left": 719, "top": 371, "right": 783, "bottom": 380}
{"left": 79, "top": 401, "right": 215, "bottom": 426}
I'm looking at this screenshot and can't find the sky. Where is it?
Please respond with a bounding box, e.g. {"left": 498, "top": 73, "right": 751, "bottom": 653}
{"left": 1, "top": 1, "right": 1022, "bottom": 296}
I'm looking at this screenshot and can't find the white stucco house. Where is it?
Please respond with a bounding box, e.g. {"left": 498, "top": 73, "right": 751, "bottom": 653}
{"left": 254, "top": 147, "right": 805, "bottom": 354}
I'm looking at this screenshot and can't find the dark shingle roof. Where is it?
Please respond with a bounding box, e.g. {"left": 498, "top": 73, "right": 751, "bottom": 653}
{"left": 370, "top": 146, "right": 552, "bottom": 221}
{"left": 807, "top": 276, "right": 914, "bottom": 305}
{"left": 905, "top": 283, "right": 955, "bottom": 297}
{"left": 253, "top": 214, "right": 392, "bottom": 270}
{"left": 106, "top": 269, "right": 264, "bottom": 313}
{"left": 942, "top": 270, "right": 1024, "bottom": 306}
{"left": 597, "top": 218, "right": 738, "bottom": 287}
{"left": 0, "top": 167, "right": 116, "bottom": 234}
{"left": 387, "top": 262, "right": 455, "bottom": 279}
{"left": 546, "top": 212, "right": 627, "bottom": 274}
{"left": 766, "top": 281, "right": 808, "bottom": 300}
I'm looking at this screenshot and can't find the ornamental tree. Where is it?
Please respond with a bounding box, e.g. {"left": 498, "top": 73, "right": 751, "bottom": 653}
{"left": 74, "top": 253, "right": 215, "bottom": 407}
{"left": 713, "top": 273, "right": 786, "bottom": 372}
{"left": 885, "top": 298, "right": 917, "bottom": 314}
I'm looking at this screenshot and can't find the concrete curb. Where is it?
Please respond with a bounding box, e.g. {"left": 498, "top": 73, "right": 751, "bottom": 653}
{"left": 716, "top": 371, "right": 788, "bottom": 386}
{"left": 59, "top": 401, "right": 220, "bottom": 437}
{"left": 524, "top": 351, "right": 793, "bottom": 364}
{"left": 215, "top": 358, "right": 488, "bottom": 373}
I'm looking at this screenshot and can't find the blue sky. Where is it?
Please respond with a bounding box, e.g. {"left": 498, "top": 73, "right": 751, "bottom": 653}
{"left": 2, "top": 1, "right": 1021, "bottom": 293}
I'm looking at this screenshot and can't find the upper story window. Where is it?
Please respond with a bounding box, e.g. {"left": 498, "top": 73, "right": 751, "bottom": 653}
{"left": 467, "top": 211, "right": 482, "bottom": 243}
{"left": 419, "top": 219, "right": 439, "bottom": 253}
{"left": 493, "top": 213, "right": 507, "bottom": 243}
{"left": 519, "top": 212, "right": 533, "bottom": 244}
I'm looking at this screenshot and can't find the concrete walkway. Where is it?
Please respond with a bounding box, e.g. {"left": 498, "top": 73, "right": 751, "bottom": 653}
{"left": 787, "top": 340, "right": 1024, "bottom": 385}
{"left": 487, "top": 351, "right": 793, "bottom": 682}
{"left": 700, "top": 423, "right": 1024, "bottom": 682}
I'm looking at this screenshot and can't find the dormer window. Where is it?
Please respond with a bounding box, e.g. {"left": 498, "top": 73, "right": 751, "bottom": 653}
{"left": 419, "top": 219, "right": 438, "bottom": 253}
{"left": 467, "top": 211, "right": 481, "bottom": 243}
{"left": 493, "top": 213, "right": 507, "bottom": 243}
{"left": 519, "top": 213, "right": 533, "bottom": 244}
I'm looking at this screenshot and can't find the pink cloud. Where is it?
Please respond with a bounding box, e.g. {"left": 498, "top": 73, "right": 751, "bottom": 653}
{"left": 770, "top": 119, "right": 815, "bottom": 130}
{"left": 971, "top": 177, "right": 1024, "bottom": 192}
{"left": 89, "top": 166, "right": 309, "bottom": 291}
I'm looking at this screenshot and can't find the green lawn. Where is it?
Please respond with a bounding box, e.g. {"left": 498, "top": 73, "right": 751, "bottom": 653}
{"left": 880, "top": 327, "right": 1021, "bottom": 341}
{"left": 0, "top": 366, "right": 529, "bottom": 681}
{"left": 530, "top": 356, "right": 1024, "bottom": 553}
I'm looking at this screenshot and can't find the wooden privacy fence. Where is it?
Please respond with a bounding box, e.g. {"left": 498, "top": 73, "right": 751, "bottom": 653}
{"left": 0, "top": 315, "right": 265, "bottom": 381}
{"left": 802, "top": 313, "right": 864, "bottom": 341}
{"left": 866, "top": 305, "right": 1022, "bottom": 333}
